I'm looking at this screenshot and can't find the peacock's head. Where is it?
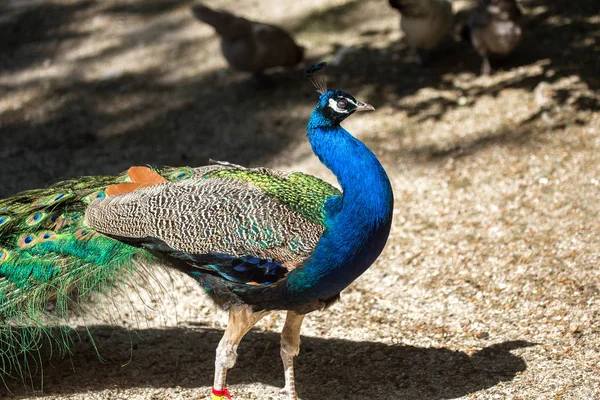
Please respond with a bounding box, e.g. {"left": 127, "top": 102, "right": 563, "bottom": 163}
{"left": 305, "top": 63, "right": 374, "bottom": 127}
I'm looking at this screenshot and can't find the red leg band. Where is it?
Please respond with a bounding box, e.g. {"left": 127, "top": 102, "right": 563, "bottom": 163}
{"left": 211, "top": 387, "right": 232, "bottom": 400}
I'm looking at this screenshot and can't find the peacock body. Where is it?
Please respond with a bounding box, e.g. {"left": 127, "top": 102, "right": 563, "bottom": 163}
{"left": 0, "top": 63, "right": 393, "bottom": 400}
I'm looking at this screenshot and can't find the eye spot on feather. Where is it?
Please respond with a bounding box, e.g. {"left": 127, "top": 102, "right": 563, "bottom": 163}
{"left": 76, "top": 229, "right": 88, "bottom": 238}
{"left": 75, "top": 228, "right": 97, "bottom": 240}
{"left": 83, "top": 191, "right": 106, "bottom": 204}
{"left": 34, "top": 193, "right": 71, "bottom": 207}
{"left": 18, "top": 234, "right": 38, "bottom": 248}
{"left": 166, "top": 169, "right": 193, "bottom": 181}
{"left": 26, "top": 211, "right": 46, "bottom": 226}
{"left": 38, "top": 231, "right": 57, "bottom": 242}
{"left": 0, "top": 216, "right": 9, "bottom": 226}
{"left": 0, "top": 249, "right": 9, "bottom": 263}
{"left": 48, "top": 214, "right": 67, "bottom": 230}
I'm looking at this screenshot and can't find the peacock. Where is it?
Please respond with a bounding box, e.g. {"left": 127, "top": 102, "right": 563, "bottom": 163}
{"left": 465, "top": 0, "right": 523, "bottom": 75}
{"left": 0, "top": 63, "right": 393, "bottom": 400}
{"left": 388, "top": 0, "right": 454, "bottom": 64}
{"left": 191, "top": 3, "right": 304, "bottom": 80}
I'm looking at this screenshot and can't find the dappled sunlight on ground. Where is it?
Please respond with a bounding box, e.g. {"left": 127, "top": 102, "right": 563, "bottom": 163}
{"left": 1, "top": 0, "right": 599, "bottom": 399}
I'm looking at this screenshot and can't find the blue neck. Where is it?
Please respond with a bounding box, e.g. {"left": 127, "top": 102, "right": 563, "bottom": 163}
{"left": 286, "top": 111, "right": 394, "bottom": 303}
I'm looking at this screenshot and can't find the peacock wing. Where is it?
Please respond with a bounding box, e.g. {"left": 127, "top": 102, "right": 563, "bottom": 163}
{"left": 85, "top": 163, "right": 341, "bottom": 286}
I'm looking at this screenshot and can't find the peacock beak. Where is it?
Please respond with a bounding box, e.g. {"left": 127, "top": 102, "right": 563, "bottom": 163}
{"left": 355, "top": 100, "right": 375, "bottom": 112}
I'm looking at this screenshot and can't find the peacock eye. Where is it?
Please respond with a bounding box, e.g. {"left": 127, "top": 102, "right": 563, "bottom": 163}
{"left": 337, "top": 98, "right": 348, "bottom": 109}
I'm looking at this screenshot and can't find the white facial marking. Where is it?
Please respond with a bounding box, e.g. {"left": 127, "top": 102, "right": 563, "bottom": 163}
{"left": 328, "top": 97, "right": 357, "bottom": 114}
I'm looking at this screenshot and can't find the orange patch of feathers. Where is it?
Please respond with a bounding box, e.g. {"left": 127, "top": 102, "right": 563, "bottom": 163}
{"left": 105, "top": 166, "right": 168, "bottom": 196}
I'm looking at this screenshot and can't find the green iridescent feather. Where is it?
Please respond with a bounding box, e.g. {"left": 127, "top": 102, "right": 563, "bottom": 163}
{"left": 0, "top": 167, "right": 190, "bottom": 385}
{"left": 204, "top": 169, "right": 340, "bottom": 225}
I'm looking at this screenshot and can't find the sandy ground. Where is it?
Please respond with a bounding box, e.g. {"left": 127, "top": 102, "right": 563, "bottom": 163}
{"left": 1, "top": 0, "right": 599, "bottom": 399}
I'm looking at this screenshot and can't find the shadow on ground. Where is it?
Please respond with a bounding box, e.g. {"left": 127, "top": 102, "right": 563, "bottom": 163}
{"left": 0, "top": 0, "right": 312, "bottom": 197}
{"left": 1, "top": 325, "right": 534, "bottom": 400}
{"left": 0, "top": 1, "right": 94, "bottom": 72}
{"left": 337, "top": 0, "right": 599, "bottom": 155}
{"left": 0, "top": 67, "right": 310, "bottom": 197}
{"left": 0, "top": 0, "right": 597, "bottom": 197}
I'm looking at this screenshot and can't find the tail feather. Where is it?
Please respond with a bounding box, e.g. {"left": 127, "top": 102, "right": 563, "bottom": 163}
{"left": 0, "top": 166, "right": 192, "bottom": 384}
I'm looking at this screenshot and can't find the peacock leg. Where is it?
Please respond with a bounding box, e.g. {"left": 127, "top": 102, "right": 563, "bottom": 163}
{"left": 471, "top": 29, "right": 491, "bottom": 76}
{"left": 280, "top": 310, "right": 305, "bottom": 400}
{"left": 213, "top": 305, "right": 267, "bottom": 400}
{"left": 481, "top": 56, "right": 492, "bottom": 76}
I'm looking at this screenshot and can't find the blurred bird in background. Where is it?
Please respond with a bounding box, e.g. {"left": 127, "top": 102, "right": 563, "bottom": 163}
{"left": 388, "top": 0, "right": 454, "bottom": 63}
{"left": 191, "top": 3, "right": 304, "bottom": 81}
{"left": 465, "top": 0, "right": 523, "bottom": 75}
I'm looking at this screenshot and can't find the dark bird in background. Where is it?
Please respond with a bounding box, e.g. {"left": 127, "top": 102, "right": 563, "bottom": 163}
{"left": 0, "top": 64, "right": 393, "bottom": 400}
{"left": 389, "top": 0, "right": 454, "bottom": 63}
{"left": 465, "top": 0, "right": 523, "bottom": 75}
{"left": 191, "top": 3, "right": 304, "bottom": 80}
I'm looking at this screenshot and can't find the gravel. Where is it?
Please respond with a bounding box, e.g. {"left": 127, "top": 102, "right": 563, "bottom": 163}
{"left": 1, "top": 0, "right": 599, "bottom": 399}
